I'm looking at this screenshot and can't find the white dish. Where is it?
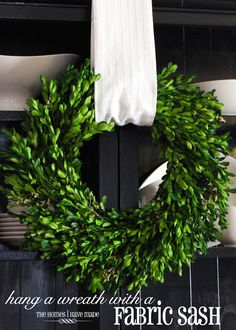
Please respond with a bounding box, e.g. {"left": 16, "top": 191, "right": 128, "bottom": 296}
{"left": 0, "top": 231, "right": 25, "bottom": 236}
{"left": 0, "top": 53, "right": 79, "bottom": 111}
{"left": 0, "top": 226, "right": 26, "bottom": 231}
{"left": 0, "top": 224, "right": 27, "bottom": 228}
{"left": 194, "top": 79, "right": 236, "bottom": 115}
{"left": 0, "top": 213, "right": 10, "bottom": 218}
{"left": 139, "top": 162, "right": 167, "bottom": 190}
{"left": 0, "top": 218, "right": 21, "bottom": 223}
{"left": 139, "top": 162, "right": 167, "bottom": 207}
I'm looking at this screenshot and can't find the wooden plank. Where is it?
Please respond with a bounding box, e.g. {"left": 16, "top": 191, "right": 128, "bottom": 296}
{"left": 119, "top": 125, "right": 139, "bottom": 209}
{"left": 0, "top": 20, "right": 89, "bottom": 60}
{"left": 0, "top": 110, "right": 25, "bottom": 121}
{"left": 142, "top": 267, "right": 191, "bottom": 330}
{"left": 77, "top": 285, "right": 100, "bottom": 330}
{"left": 99, "top": 129, "right": 119, "bottom": 330}
{"left": 183, "top": 0, "right": 236, "bottom": 10}
{"left": 138, "top": 127, "right": 162, "bottom": 187}
{"left": 20, "top": 260, "right": 55, "bottom": 330}
{"left": 0, "top": 3, "right": 90, "bottom": 22}
{"left": 205, "top": 247, "right": 236, "bottom": 258}
{"left": 1, "top": 0, "right": 236, "bottom": 11}
{"left": 98, "top": 129, "right": 119, "bottom": 208}
{"left": 0, "top": 251, "right": 38, "bottom": 260}
{"left": 154, "top": 0, "right": 182, "bottom": 7}
{"left": 185, "top": 26, "right": 212, "bottom": 81}
{"left": 1, "top": 1, "right": 236, "bottom": 26}
{"left": 1, "top": 0, "right": 90, "bottom": 4}
{"left": 55, "top": 272, "right": 79, "bottom": 330}
{"left": 153, "top": 8, "right": 236, "bottom": 26}
{"left": 211, "top": 27, "right": 236, "bottom": 79}
{"left": 0, "top": 261, "right": 21, "bottom": 330}
{"left": 119, "top": 125, "right": 139, "bottom": 330}
{"left": 120, "top": 289, "right": 141, "bottom": 330}
{"left": 191, "top": 258, "right": 220, "bottom": 330}
{"left": 155, "top": 25, "right": 185, "bottom": 74}
{"left": 219, "top": 258, "right": 236, "bottom": 329}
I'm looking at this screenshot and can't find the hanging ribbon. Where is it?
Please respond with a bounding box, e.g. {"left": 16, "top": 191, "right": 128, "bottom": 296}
{"left": 91, "top": 0, "right": 157, "bottom": 126}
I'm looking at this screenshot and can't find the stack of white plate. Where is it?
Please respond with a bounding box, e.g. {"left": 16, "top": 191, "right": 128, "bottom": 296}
{"left": 0, "top": 213, "right": 27, "bottom": 247}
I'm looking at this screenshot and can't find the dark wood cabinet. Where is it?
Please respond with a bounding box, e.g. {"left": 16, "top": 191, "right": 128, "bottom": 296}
{"left": 1, "top": 1, "right": 236, "bottom": 329}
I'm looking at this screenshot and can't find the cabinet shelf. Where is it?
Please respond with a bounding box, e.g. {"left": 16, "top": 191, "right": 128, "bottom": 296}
{"left": 0, "top": 110, "right": 25, "bottom": 122}
{"left": 0, "top": 250, "right": 37, "bottom": 260}
{"left": 203, "top": 246, "right": 236, "bottom": 258}
{"left": 0, "top": 1, "right": 236, "bottom": 26}
{"left": 0, "top": 246, "right": 234, "bottom": 261}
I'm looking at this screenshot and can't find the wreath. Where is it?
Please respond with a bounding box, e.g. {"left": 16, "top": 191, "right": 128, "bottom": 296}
{"left": 0, "top": 60, "right": 231, "bottom": 293}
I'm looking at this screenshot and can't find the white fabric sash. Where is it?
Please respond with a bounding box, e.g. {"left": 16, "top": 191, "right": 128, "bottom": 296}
{"left": 91, "top": 0, "right": 157, "bottom": 126}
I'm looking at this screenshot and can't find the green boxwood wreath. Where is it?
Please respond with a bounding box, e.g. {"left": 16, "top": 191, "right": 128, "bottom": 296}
{"left": 0, "top": 60, "right": 232, "bottom": 292}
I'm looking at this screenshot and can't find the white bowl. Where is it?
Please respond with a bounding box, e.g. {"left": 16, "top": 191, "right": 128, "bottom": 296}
{"left": 0, "top": 53, "right": 79, "bottom": 111}
{"left": 194, "top": 79, "right": 236, "bottom": 115}
{"left": 139, "top": 162, "right": 167, "bottom": 207}
{"left": 216, "top": 156, "right": 236, "bottom": 246}
{"left": 219, "top": 206, "right": 236, "bottom": 246}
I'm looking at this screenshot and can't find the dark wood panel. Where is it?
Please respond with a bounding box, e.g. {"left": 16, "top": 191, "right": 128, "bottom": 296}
{"left": 183, "top": 0, "right": 236, "bottom": 10}
{"left": 98, "top": 129, "right": 119, "bottom": 330}
{"left": 0, "top": 110, "right": 26, "bottom": 121}
{"left": 191, "top": 259, "right": 219, "bottom": 330}
{"left": 154, "top": 0, "right": 182, "bottom": 7}
{"left": 185, "top": 27, "right": 212, "bottom": 81}
{"left": 219, "top": 258, "right": 236, "bottom": 330}
{"left": 20, "top": 260, "right": 55, "bottom": 330}
{"left": 1, "top": 1, "right": 236, "bottom": 26}
{"left": 119, "top": 125, "right": 139, "bottom": 209}
{"left": 0, "top": 251, "right": 38, "bottom": 260}
{"left": 153, "top": 8, "right": 236, "bottom": 27}
{"left": 142, "top": 267, "right": 191, "bottom": 330}
{"left": 0, "top": 21, "right": 90, "bottom": 60}
{"left": 1, "top": 247, "right": 236, "bottom": 261}
{"left": 119, "top": 125, "right": 139, "bottom": 330}
{"left": 1, "top": 0, "right": 236, "bottom": 11}
{"left": 0, "top": 261, "right": 21, "bottom": 330}
{"left": 0, "top": 0, "right": 181, "bottom": 6}
{"left": 120, "top": 289, "right": 141, "bottom": 330}
{"left": 0, "top": 3, "right": 90, "bottom": 22}
{"left": 0, "top": 0, "right": 90, "bottom": 4}
{"left": 55, "top": 272, "right": 79, "bottom": 330}
{"left": 98, "top": 130, "right": 119, "bottom": 208}
{"left": 76, "top": 285, "right": 100, "bottom": 330}
{"left": 81, "top": 136, "right": 99, "bottom": 199}
{"left": 211, "top": 27, "right": 236, "bottom": 79}
{"left": 205, "top": 247, "right": 236, "bottom": 258}
{"left": 138, "top": 127, "right": 161, "bottom": 184}
{"left": 155, "top": 26, "right": 185, "bottom": 74}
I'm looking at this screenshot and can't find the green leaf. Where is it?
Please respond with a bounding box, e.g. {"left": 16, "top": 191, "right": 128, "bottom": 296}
{"left": 58, "top": 169, "right": 67, "bottom": 179}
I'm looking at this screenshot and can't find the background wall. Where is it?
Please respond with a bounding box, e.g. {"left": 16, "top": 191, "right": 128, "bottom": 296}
{"left": 0, "top": 19, "right": 236, "bottom": 330}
